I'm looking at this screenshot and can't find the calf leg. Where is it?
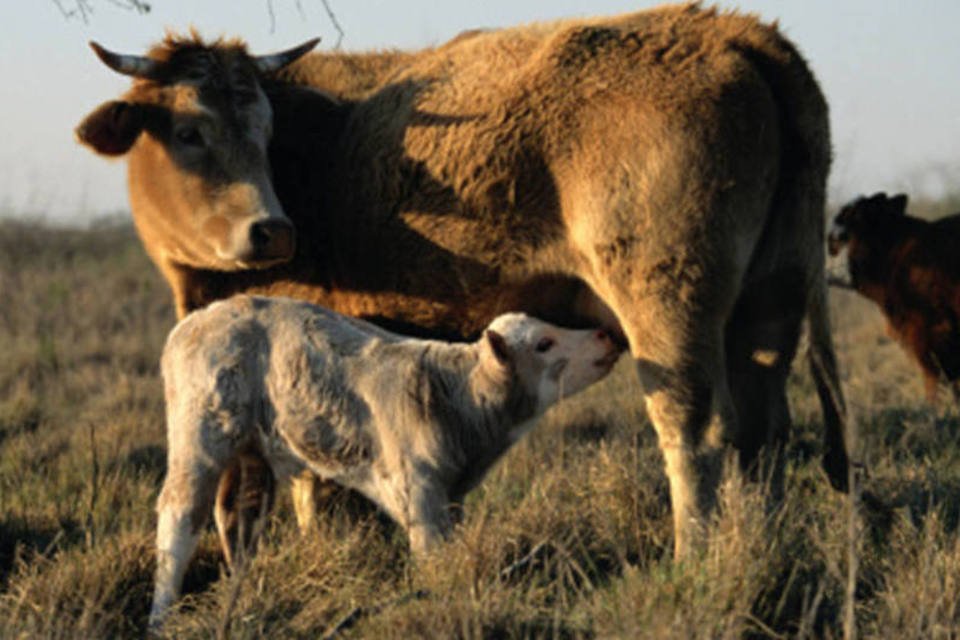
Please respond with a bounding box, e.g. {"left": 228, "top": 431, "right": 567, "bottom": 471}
{"left": 405, "top": 480, "right": 452, "bottom": 556}
{"left": 290, "top": 471, "right": 321, "bottom": 535}
{"left": 149, "top": 460, "right": 220, "bottom": 630}
{"left": 213, "top": 450, "right": 276, "bottom": 571}
{"left": 290, "top": 472, "right": 378, "bottom": 536}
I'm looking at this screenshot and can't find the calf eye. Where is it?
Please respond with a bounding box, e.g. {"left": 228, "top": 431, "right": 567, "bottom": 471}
{"left": 535, "top": 337, "right": 555, "bottom": 353}
{"left": 175, "top": 126, "right": 204, "bottom": 147}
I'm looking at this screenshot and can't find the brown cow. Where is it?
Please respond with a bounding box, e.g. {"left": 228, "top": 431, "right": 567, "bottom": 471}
{"left": 828, "top": 192, "right": 960, "bottom": 400}
{"left": 76, "top": 5, "right": 850, "bottom": 558}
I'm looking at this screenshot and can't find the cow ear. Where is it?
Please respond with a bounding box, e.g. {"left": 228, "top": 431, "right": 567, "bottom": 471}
{"left": 483, "top": 329, "right": 512, "bottom": 367}
{"left": 75, "top": 100, "right": 145, "bottom": 156}
{"left": 890, "top": 193, "right": 909, "bottom": 215}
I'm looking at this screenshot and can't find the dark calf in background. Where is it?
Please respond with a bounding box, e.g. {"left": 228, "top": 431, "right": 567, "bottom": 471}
{"left": 829, "top": 192, "right": 960, "bottom": 400}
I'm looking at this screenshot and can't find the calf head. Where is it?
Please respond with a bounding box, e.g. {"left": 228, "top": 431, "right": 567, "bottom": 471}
{"left": 478, "top": 313, "right": 623, "bottom": 417}
{"left": 827, "top": 192, "right": 909, "bottom": 288}
{"left": 76, "top": 34, "right": 319, "bottom": 270}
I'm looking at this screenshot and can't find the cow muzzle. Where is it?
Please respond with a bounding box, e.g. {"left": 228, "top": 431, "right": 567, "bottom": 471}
{"left": 244, "top": 218, "right": 296, "bottom": 265}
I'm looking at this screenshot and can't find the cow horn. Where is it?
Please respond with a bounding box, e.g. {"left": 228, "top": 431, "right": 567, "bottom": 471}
{"left": 89, "top": 41, "right": 162, "bottom": 80}
{"left": 253, "top": 38, "right": 321, "bottom": 74}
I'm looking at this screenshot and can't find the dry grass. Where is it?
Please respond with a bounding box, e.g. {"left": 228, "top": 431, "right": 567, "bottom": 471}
{"left": 1, "top": 218, "right": 959, "bottom": 638}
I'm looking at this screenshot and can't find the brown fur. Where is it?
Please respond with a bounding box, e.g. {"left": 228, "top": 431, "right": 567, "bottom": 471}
{"left": 829, "top": 192, "right": 960, "bottom": 400}
{"left": 78, "top": 4, "right": 849, "bottom": 557}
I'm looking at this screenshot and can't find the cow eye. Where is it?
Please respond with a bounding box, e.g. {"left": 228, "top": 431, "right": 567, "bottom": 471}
{"left": 535, "top": 337, "right": 555, "bottom": 353}
{"left": 175, "top": 126, "right": 205, "bottom": 147}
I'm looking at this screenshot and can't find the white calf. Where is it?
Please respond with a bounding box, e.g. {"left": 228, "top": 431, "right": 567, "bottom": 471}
{"left": 149, "top": 295, "right": 621, "bottom": 626}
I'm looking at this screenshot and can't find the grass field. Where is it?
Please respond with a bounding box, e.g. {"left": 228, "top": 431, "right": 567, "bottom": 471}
{"left": 0, "top": 215, "right": 958, "bottom": 638}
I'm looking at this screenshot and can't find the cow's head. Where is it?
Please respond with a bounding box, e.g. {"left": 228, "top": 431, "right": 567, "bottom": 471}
{"left": 77, "top": 34, "right": 319, "bottom": 270}
{"left": 827, "top": 192, "right": 909, "bottom": 288}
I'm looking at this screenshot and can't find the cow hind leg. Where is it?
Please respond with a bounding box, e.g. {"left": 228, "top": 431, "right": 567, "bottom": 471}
{"left": 580, "top": 242, "right": 745, "bottom": 557}
{"left": 725, "top": 269, "right": 808, "bottom": 501}
{"left": 598, "top": 285, "right": 739, "bottom": 558}
{"left": 636, "top": 338, "right": 739, "bottom": 558}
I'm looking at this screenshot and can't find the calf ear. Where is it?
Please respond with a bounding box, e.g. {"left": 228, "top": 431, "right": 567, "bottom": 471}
{"left": 889, "top": 193, "right": 909, "bottom": 215}
{"left": 483, "top": 330, "right": 512, "bottom": 367}
{"left": 75, "top": 100, "right": 145, "bottom": 156}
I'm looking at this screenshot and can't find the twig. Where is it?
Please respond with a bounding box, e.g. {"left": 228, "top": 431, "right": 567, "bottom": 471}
{"left": 85, "top": 421, "right": 100, "bottom": 550}
{"left": 743, "top": 612, "right": 788, "bottom": 640}
{"left": 42, "top": 529, "right": 66, "bottom": 558}
{"left": 808, "top": 307, "right": 862, "bottom": 638}
{"left": 322, "top": 606, "right": 363, "bottom": 640}
{"left": 105, "top": 0, "right": 151, "bottom": 13}
{"left": 53, "top": 0, "right": 149, "bottom": 22}
{"left": 319, "top": 0, "right": 345, "bottom": 49}
{"left": 216, "top": 555, "right": 248, "bottom": 640}
{"left": 320, "top": 590, "right": 430, "bottom": 639}
{"left": 796, "top": 579, "right": 826, "bottom": 639}
{"left": 53, "top": 0, "right": 93, "bottom": 23}
{"left": 499, "top": 540, "right": 551, "bottom": 581}
{"left": 843, "top": 464, "right": 863, "bottom": 640}
{"left": 216, "top": 468, "right": 272, "bottom": 640}
{"left": 266, "top": 0, "right": 277, "bottom": 35}
{"left": 261, "top": 1, "right": 343, "bottom": 45}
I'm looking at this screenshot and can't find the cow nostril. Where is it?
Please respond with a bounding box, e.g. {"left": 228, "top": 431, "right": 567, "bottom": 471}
{"left": 249, "top": 220, "right": 295, "bottom": 257}
{"left": 595, "top": 329, "right": 609, "bottom": 341}
{"left": 250, "top": 222, "right": 272, "bottom": 249}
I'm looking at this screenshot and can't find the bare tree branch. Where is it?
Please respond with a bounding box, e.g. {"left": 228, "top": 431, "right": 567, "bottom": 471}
{"left": 105, "top": 0, "right": 151, "bottom": 13}
{"left": 319, "top": 0, "right": 344, "bottom": 49}
{"left": 52, "top": 0, "right": 341, "bottom": 48}
{"left": 53, "top": 0, "right": 150, "bottom": 23}
{"left": 53, "top": 0, "right": 93, "bottom": 23}
{"left": 267, "top": 0, "right": 278, "bottom": 34}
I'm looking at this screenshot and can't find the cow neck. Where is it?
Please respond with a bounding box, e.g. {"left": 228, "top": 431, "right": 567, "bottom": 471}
{"left": 262, "top": 81, "right": 351, "bottom": 280}
{"left": 264, "top": 80, "right": 417, "bottom": 292}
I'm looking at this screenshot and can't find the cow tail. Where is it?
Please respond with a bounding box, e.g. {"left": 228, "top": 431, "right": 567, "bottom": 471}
{"left": 734, "top": 27, "right": 855, "bottom": 491}
{"left": 806, "top": 279, "right": 856, "bottom": 491}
